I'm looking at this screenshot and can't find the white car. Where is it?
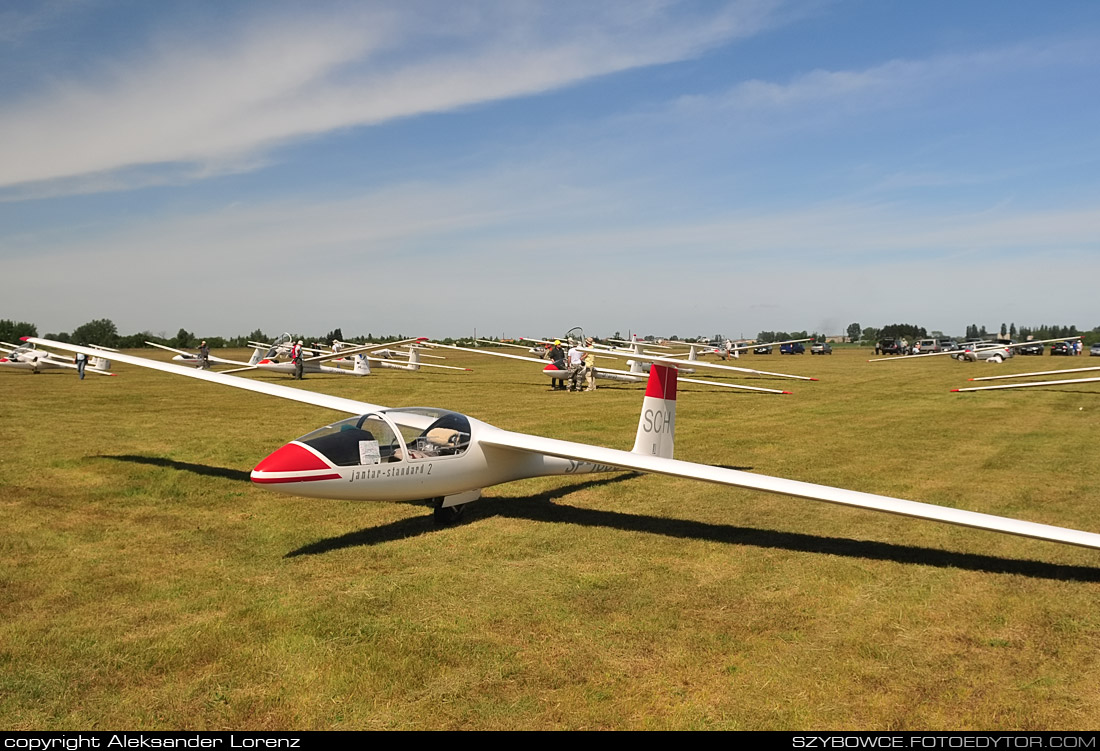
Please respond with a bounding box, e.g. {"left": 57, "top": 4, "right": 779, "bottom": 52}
{"left": 954, "top": 344, "right": 1013, "bottom": 363}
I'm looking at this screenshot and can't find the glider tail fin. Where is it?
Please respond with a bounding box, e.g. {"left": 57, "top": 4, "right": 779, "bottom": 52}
{"left": 407, "top": 347, "right": 420, "bottom": 371}
{"left": 353, "top": 354, "right": 372, "bottom": 375}
{"left": 247, "top": 348, "right": 263, "bottom": 366}
{"left": 631, "top": 363, "right": 677, "bottom": 459}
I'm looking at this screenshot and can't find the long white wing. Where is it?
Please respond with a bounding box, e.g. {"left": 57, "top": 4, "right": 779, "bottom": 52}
{"left": 478, "top": 429, "right": 1100, "bottom": 550}
{"left": 363, "top": 357, "right": 471, "bottom": 371}
{"left": 952, "top": 376, "right": 1100, "bottom": 393}
{"left": 427, "top": 341, "right": 548, "bottom": 364}
{"left": 592, "top": 364, "right": 792, "bottom": 394}
{"left": 26, "top": 338, "right": 384, "bottom": 416}
{"left": 144, "top": 341, "right": 252, "bottom": 367}
{"left": 967, "top": 365, "right": 1100, "bottom": 383}
{"left": 580, "top": 347, "right": 816, "bottom": 381}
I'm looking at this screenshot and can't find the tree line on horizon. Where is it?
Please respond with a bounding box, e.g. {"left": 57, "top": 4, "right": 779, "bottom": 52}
{"left": 4, "top": 317, "right": 1098, "bottom": 350}
{"left": 0, "top": 319, "right": 473, "bottom": 350}
{"left": 851, "top": 321, "right": 1098, "bottom": 346}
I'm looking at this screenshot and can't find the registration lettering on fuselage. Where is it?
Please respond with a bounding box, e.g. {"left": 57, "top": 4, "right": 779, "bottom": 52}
{"left": 349, "top": 463, "right": 432, "bottom": 481}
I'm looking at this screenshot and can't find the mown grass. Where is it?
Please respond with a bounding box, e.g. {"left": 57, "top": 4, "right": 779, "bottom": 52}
{"left": 1, "top": 347, "right": 1098, "bottom": 730}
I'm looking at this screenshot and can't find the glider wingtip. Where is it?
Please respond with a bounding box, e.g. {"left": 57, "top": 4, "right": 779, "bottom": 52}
{"left": 809, "top": 378, "right": 819, "bottom": 381}
{"left": 782, "top": 390, "right": 793, "bottom": 395}
{"left": 20, "top": 336, "right": 30, "bottom": 342}
{"left": 950, "top": 388, "right": 960, "bottom": 392}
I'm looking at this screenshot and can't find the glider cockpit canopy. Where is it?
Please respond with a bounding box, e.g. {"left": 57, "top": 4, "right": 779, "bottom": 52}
{"left": 296, "top": 408, "right": 472, "bottom": 467}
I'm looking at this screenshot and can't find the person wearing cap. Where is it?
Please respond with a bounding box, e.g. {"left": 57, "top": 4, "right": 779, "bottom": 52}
{"left": 583, "top": 338, "right": 597, "bottom": 391}
{"left": 291, "top": 339, "right": 305, "bottom": 380}
{"left": 198, "top": 340, "right": 210, "bottom": 370}
{"left": 545, "top": 339, "right": 566, "bottom": 390}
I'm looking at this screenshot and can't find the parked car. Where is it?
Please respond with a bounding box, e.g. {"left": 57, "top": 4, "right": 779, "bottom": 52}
{"left": 780, "top": 342, "right": 805, "bottom": 354}
{"left": 1091, "top": 342, "right": 1100, "bottom": 357}
{"left": 1051, "top": 341, "right": 1074, "bottom": 356}
{"left": 810, "top": 342, "right": 832, "bottom": 355}
{"left": 876, "top": 338, "right": 905, "bottom": 355}
{"left": 1017, "top": 341, "right": 1045, "bottom": 355}
{"left": 954, "top": 344, "right": 1014, "bottom": 363}
{"left": 938, "top": 339, "right": 959, "bottom": 352}
{"left": 753, "top": 345, "right": 773, "bottom": 355}
{"left": 913, "top": 338, "right": 941, "bottom": 354}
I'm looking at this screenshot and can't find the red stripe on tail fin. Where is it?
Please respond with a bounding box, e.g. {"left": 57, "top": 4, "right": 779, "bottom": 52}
{"left": 645, "top": 364, "right": 677, "bottom": 400}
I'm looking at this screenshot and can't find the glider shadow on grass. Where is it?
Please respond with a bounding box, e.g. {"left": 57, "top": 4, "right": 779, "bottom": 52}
{"left": 94, "top": 454, "right": 251, "bottom": 482}
{"left": 93, "top": 455, "right": 1100, "bottom": 582}
{"left": 286, "top": 472, "right": 1100, "bottom": 583}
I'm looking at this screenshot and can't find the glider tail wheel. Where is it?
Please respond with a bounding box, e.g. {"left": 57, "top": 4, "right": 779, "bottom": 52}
{"left": 433, "top": 498, "right": 467, "bottom": 525}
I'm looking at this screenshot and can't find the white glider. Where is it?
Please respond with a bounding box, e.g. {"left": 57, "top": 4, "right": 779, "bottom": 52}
{"left": 1, "top": 341, "right": 115, "bottom": 375}
{"left": 427, "top": 341, "right": 795, "bottom": 394}
{"left": 23, "top": 336, "right": 1100, "bottom": 551}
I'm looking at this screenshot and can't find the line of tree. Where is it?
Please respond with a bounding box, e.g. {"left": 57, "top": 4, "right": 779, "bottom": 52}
{"left": 0, "top": 319, "right": 38, "bottom": 342}
{"left": 756, "top": 331, "right": 814, "bottom": 343}
{"left": 27, "top": 318, "right": 478, "bottom": 348}
{"left": 16, "top": 317, "right": 1100, "bottom": 350}
{"left": 1017, "top": 324, "right": 1080, "bottom": 340}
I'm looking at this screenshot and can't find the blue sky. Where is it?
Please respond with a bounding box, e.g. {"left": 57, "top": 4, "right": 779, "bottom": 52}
{"left": 3, "top": 0, "right": 1099, "bottom": 340}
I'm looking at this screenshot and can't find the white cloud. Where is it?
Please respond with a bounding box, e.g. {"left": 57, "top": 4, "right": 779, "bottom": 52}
{"left": 0, "top": 0, "right": 781, "bottom": 192}
{"left": 672, "top": 38, "right": 1100, "bottom": 126}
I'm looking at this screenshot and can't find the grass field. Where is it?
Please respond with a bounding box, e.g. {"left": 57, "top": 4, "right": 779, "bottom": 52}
{"left": 2, "top": 346, "right": 1099, "bottom": 730}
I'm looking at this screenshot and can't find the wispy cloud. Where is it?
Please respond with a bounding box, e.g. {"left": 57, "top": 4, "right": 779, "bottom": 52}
{"left": 672, "top": 37, "right": 1100, "bottom": 126}
{"left": 0, "top": 0, "right": 782, "bottom": 194}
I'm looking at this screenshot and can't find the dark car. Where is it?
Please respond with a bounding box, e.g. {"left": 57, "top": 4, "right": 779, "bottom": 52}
{"left": 876, "top": 338, "right": 905, "bottom": 355}
{"left": 1051, "top": 341, "right": 1074, "bottom": 356}
{"left": 1017, "top": 341, "right": 1044, "bottom": 355}
{"left": 810, "top": 342, "right": 832, "bottom": 355}
{"left": 780, "top": 342, "right": 805, "bottom": 354}
{"left": 753, "top": 345, "right": 773, "bottom": 355}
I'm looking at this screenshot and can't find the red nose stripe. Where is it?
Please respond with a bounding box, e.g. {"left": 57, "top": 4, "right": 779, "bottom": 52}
{"left": 253, "top": 442, "right": 331, "bottom": 473}
{"left": 253, "top": 473, "right": 341, "bottom": 484}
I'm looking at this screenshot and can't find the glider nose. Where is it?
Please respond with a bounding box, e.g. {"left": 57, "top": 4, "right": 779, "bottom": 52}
{"left": 250, "top": 442, "right": 340, "bottom": 485}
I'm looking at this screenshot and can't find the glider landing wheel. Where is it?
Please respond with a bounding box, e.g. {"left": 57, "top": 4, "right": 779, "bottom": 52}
{"left": 432, "top": 498, "right": 466, "bottom": 525}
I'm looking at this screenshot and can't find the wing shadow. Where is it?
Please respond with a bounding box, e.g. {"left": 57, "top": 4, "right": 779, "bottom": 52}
{"left": 93, "top": 454, "right": 251, "bottom": 482}
{"left": 286, "top": 475, "right": 1100, "bottom": 582}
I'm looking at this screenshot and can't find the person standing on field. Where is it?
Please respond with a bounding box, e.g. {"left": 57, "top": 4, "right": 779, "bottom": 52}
{"left": 291, "top": 339, "right": 305, "bottom": 380}
{"left": 583, "top": 338, "right": 597, "bottom": 391}
{"left": 566, "top": 341, "right": 585, "bottom": 391}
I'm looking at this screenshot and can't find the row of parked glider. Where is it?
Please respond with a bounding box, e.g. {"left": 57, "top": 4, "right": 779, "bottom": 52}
{"left": 12, "top": 328, "right": 1100, "bottom": 556}
{"left": 4, "top": 331, "right": 821, "bottom": 395}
